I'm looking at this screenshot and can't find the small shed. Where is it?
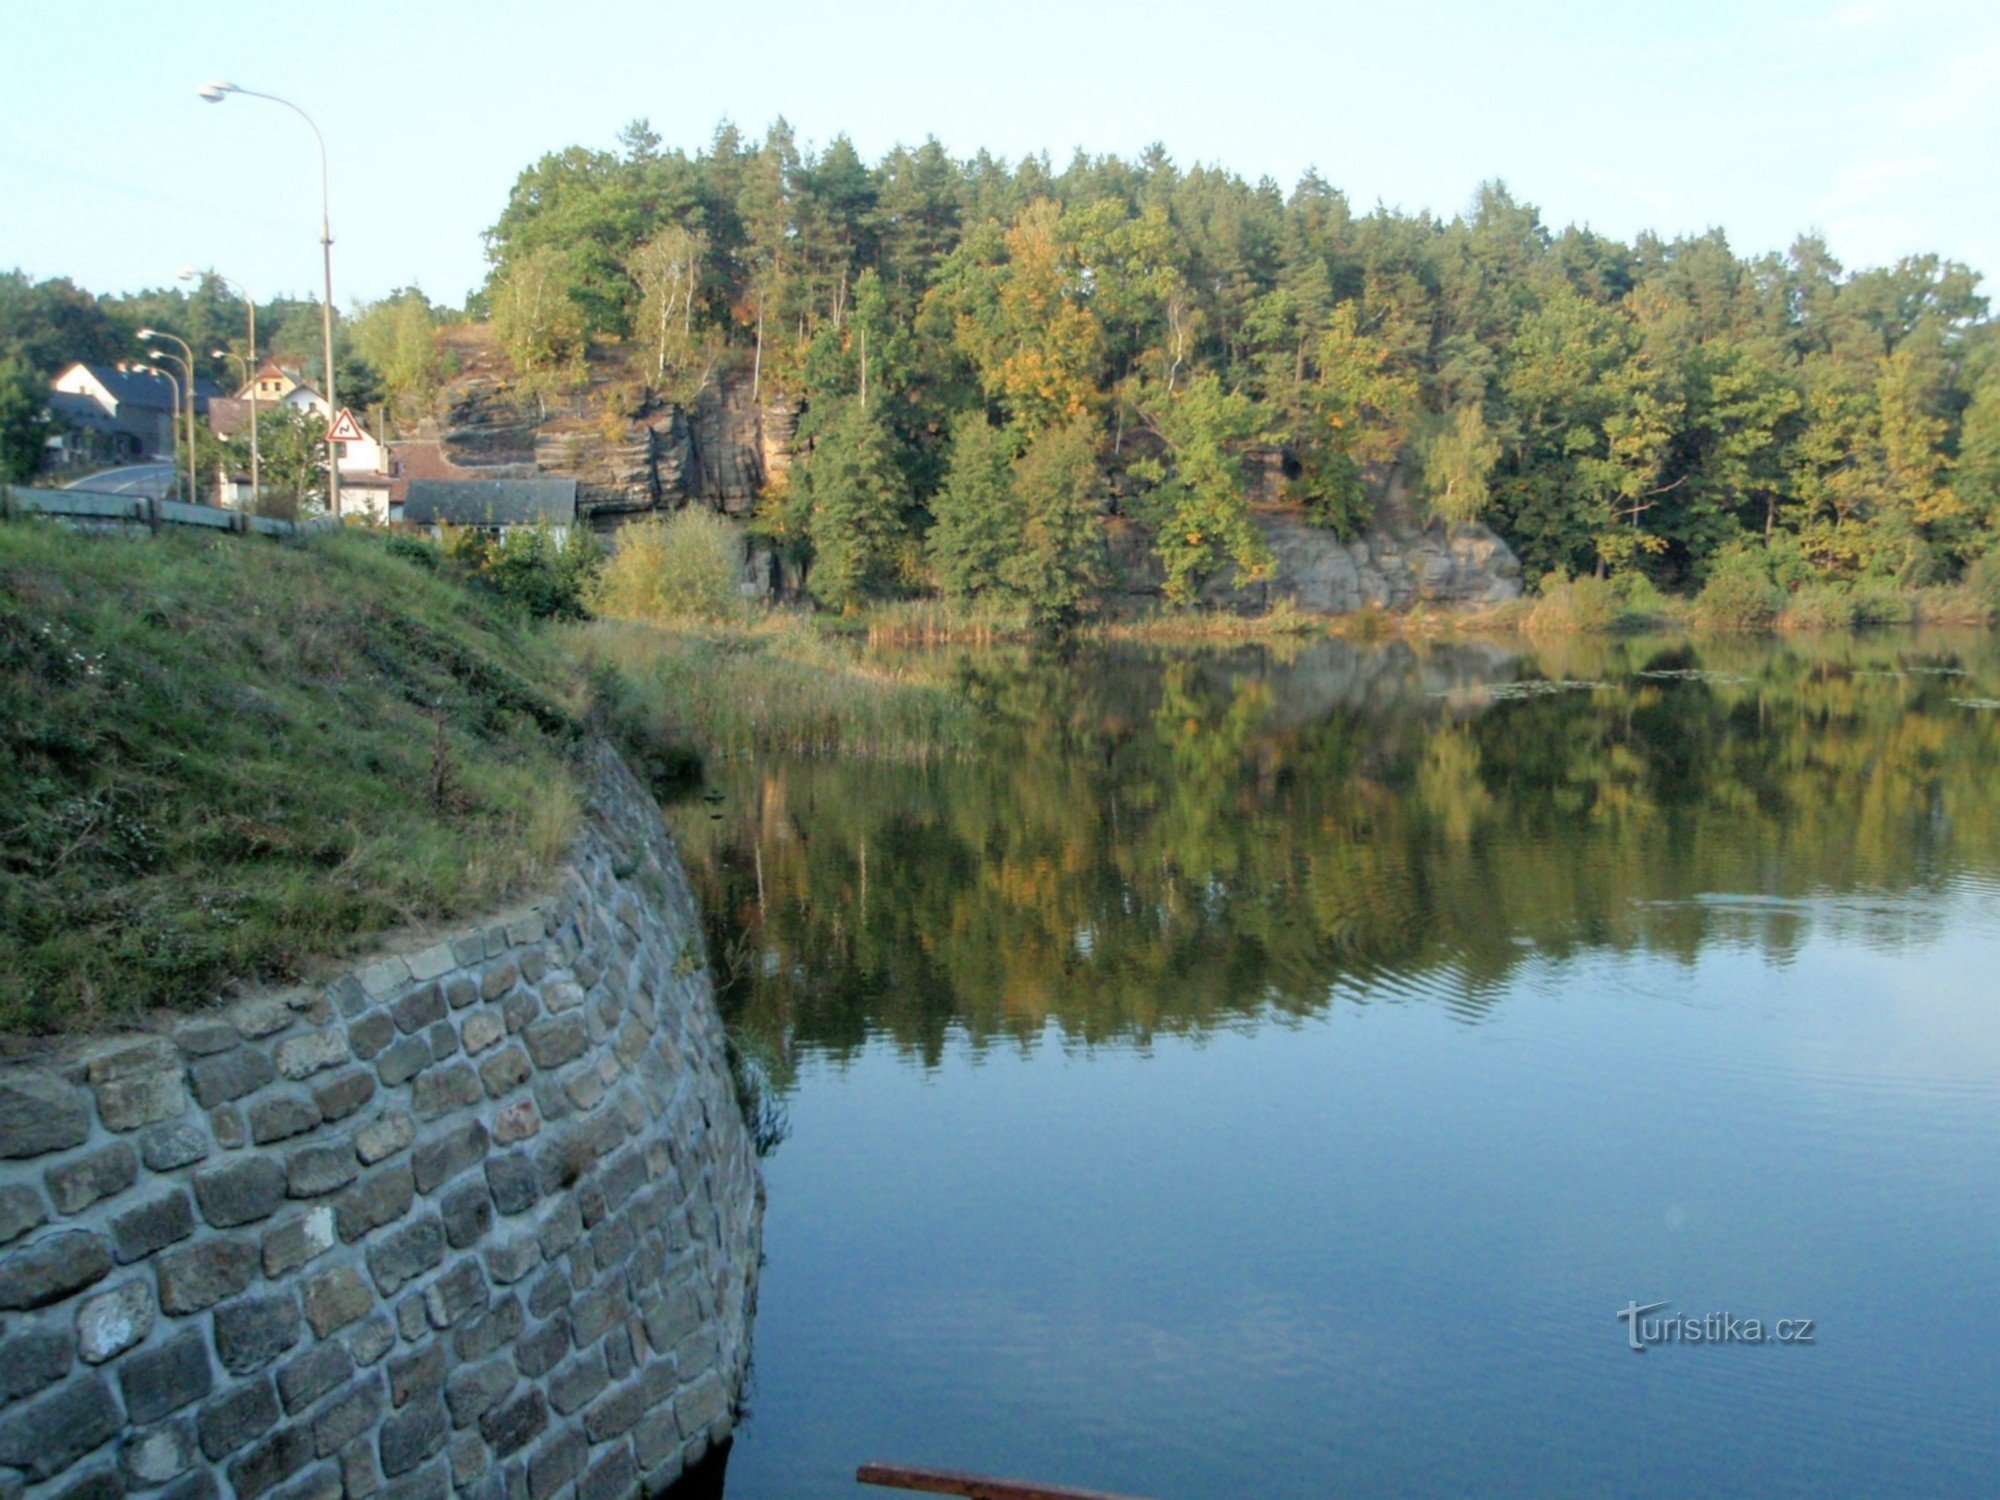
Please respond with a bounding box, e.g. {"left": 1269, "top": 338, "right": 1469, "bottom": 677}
{"left": 399, "top": 477, "right": 578, "bottom": 543}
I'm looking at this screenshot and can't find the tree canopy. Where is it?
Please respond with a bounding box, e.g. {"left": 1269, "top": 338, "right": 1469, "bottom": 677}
{"left": 475, "top": 123, "right": 1996, "bottom": 611}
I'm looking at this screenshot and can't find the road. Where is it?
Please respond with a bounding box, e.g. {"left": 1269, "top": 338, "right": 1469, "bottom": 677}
{"left": 64, "top": 463, "right": 178, "bottom": 500}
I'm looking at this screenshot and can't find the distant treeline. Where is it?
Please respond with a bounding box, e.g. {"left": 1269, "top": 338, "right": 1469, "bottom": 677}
{"left": 474, "top": 120, "right": 2000, "bottom": 617}
{"left": 8, "top": 120, "right": 1996, "bottom": 621}
{"left": 0, "top": 269, "right": 456, "bottom": 487}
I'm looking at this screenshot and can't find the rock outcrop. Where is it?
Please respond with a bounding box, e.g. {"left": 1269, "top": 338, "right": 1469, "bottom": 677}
{"left": 685, "top": 374, "right": 798, "bottom": 516}
{"left": 409, "top": 328, "right": 1521, "bottom": 615}
{"left": 1108, "top": 507, "right": 1524, "bottom": 614}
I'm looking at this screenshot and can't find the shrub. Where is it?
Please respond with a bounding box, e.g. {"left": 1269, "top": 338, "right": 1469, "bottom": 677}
{"left": 1850, "top": 580, "right": 1914, "bottom": 625}
{"left": 478, "top": 525, "right": 600, "bottom": 621}
{"left": 587, "top": 507, "right": 745, "bottom": 625}
{"left": 1778, "top": 582, "right": 1858, "bottom": 631}
{"left": 1963, "top": 551, "right": 2000, "bottom": 619}
{"left": 382, "top": 532, "right": 440, "bottom": 572}
{"left": 1694, "top": 549, "right": 1782, "bottom": 630}
{"left": 1525, "top": 571, "right": 1620, "bottom": 634}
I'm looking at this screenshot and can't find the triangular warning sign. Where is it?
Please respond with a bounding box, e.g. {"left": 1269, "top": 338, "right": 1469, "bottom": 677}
{"left": 327, "top": 407, "right": 366, "bottom": 443}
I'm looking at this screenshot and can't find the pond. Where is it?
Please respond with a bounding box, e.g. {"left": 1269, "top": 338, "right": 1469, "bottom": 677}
{"left": 663, "top": 631, "right": 2000, "bottom": 1499}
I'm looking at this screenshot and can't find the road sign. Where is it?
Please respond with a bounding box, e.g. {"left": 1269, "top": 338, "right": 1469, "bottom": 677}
{"left": 327, "top": 408, "right": 365, "bottom": 443}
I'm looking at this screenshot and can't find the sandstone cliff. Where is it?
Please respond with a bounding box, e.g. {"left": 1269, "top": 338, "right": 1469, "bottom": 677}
{"left": 1107, "top": 507, "right": 1523, "bottom": 614}
{"left": 412, "top": 330, "right": 1522, "bottom": 614}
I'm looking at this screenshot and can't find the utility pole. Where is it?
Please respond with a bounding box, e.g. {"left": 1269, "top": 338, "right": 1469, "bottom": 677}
{"left": 199, "top": 81, "right": 340, "bottom": 518}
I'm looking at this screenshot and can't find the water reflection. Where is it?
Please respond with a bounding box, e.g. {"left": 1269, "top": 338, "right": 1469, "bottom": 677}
{"left": 667, "top": 630, "right": 2000, "bottom": 1073}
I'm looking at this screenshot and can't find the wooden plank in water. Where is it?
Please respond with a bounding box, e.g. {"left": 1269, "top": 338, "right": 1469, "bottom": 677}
{"left": 856, "top": 1462, "right": 1156, "bottom": 1500}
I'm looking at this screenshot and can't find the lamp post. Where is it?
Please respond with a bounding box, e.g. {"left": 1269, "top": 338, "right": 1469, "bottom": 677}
{"left": 184, "top": 267, "right": 260, "bottom": 511}
{"left": 143, "top": 345, "right": 199, "bottom": 505}
{"left": 130, "top": 361, "right": 182, "bottom": 502}
{"left": 198, "top": 80, "right": 341, "bottom": 519}
{"left": 137, "top": 329, "right": 199, "bottom": 502}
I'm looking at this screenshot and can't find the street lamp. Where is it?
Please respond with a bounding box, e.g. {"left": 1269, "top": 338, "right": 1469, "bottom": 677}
{"left": 198, "top": 80, "right": 341, "bottom": 519}
{"left": 183, "top": 267, "right": 259, "bottom": 511}
{"left": 143, "top": 345, "right": 199, "bottom": 506}
{"left": 137, "top": 328, "right": 199, "bottom": 503}
{"left": 129, "top": 361, "right": 183, "bottom": 503}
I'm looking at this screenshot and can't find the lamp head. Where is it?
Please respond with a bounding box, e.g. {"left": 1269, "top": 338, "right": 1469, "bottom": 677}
{"left": 136, "top": 328, "right": 159, "bottom": 340}
{"left": 197, "top": 81, "right": 236, "bottom": 103}
{"left": 211, "top": 349, "right": 229, "bottom": 360}
{"left": 179, "top": 267, "right": 199, "bottom": 283}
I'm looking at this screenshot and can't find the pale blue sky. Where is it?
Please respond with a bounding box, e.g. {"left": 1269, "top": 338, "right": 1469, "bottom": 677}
{"left": 2, "top": 0, "right": 1994, "bottom": 309}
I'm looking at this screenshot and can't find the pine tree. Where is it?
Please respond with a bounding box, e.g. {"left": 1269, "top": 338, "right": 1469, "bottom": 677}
{"left": 799, "top": 399, "right": 908, "bottom": 609}
{"left": 1003, "top": 417, "right": 1106, "bottom": 629}
{"left": 929, "top": 412, "right": 1016, "bottom": 600}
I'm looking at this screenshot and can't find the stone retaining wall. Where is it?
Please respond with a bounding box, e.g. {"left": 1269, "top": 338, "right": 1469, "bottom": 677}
{"left": 0, "top": 744, "right": 763, "bottom": 1500}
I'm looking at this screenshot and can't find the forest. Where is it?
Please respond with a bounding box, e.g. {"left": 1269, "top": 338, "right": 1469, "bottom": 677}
{"left": 7, "top": 118, "right": 1999, "bottom": 621}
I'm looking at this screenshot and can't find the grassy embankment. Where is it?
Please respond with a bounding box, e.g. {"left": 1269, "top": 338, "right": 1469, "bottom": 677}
{"left": 0, "top": 515, "right": 970, "bottom": 1031}
{"left": 0, "top": 522, "right": 591, "bottom": 1033}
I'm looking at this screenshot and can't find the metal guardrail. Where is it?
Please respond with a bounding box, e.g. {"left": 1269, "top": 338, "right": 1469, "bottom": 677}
{"left": 0, "top": 484, "right": 341, "bottom": 540}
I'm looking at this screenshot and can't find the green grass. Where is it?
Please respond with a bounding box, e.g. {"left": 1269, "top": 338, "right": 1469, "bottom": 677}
{"left": 834, "top": 596, "right": 1334, "bottom": 645}
{"left": 566, "top": 615, "right": 974, "bottom": 763}
{"left": 0, "top": 521, "right": 588, "bottom": 1032}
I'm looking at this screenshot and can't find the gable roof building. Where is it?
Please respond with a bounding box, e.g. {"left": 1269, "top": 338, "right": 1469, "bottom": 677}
{"left": 401, "top": 477, "right": 578, "bottom": 534}
{"left": 237, "top": 361, "right": 305, "bottom": 406}
{"left": 46, "top": 362, "right": 182, "bottom": 463}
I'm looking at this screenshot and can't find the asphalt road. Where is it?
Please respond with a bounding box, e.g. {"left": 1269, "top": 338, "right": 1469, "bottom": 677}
{"left": 64, "top": 463, "right": 178, "bottom": 500}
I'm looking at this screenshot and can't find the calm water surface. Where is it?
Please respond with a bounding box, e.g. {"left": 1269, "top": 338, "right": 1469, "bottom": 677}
{"left": 664, "top": 632, "right": 2000, "bottom": 1498}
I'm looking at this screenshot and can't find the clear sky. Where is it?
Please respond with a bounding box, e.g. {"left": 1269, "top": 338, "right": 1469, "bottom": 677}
{"left": 3, "top": 0, "right": 1994, "bottom": 309}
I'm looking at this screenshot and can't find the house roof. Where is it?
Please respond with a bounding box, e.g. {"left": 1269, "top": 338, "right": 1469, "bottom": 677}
{"left": 60, "top": 363, "right": 224, "bottom": 414}
{"left": 401, "top": 477, "right": 578, "bottom": 528}
{"left": 48, "top": 390, "right": 146, "bottom": 437}
{"left": 386, "top": 439, "right": 537, "bottom": 504}
{"left": 62, "top": 362, "right": 179, "bottom": 413}
{"left": 236, "top": 361, "right": 303, "bottom": 395}
{"left": 207, "top": 397, "right": 253, "bottom": 438}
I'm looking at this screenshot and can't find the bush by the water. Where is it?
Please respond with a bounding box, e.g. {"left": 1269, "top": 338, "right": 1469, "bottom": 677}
{"left": 588, "top": 508, "right": 746, "bottom": 624}
{"left": 1695, "top": 549, "right": 1784, "bottom": 630}
{"left": 1961, "top": 551, "right": 2000, "bottom": 618}
{"left": 1778, "top": 581, "right": 1859, "bottom": 630}
{"left": 1525, "top": 572, "right": 1621, "bottom": 634}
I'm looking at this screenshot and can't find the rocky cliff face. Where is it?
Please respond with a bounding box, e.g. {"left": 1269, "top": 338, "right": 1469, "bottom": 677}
{"left": 417, "top": 338, "right": 1520, "bottom": 614}
{"left": 1107, "top": 508, "right": 1524, "bottom": 614}
{"left": 417, "top": 365, "right": 795, "bottom": 527}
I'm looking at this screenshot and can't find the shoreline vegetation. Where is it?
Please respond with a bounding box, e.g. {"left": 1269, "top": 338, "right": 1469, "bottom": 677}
{"left": 5, "top": 500, "right": 1999, "bottom": 1032}
{"left": 836, "top": 573, "right": 2000, "bottom": 643}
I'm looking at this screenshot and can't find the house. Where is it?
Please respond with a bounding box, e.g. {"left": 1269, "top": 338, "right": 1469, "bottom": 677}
{"left": 386, "top": 436, "right": 541, "bottom": 525}
{"left": 208, "top": 392, "right": 394, "bottom": 522}
{"left": 45, "top": 362, "right": 181, "bottom": 466}
{"left": 237, "top": 360, "right": 304, "bottom": 407}
{"left": 400, "top": 478, "right": 578, "bottom": 544}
